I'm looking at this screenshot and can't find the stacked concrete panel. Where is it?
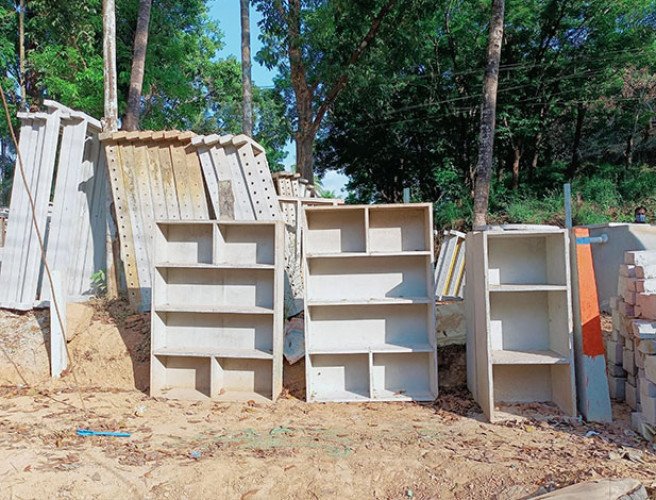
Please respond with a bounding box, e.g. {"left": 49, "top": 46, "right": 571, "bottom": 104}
{"left": 302, "top": 204, "right": 438, "bottom": 402}
{"left": 613, "top": 250, "right": 656, "bottom": 439}
{"left": 466, "top": 229, "right": 577, "bottom": 422}
{"left": 150, "top": 220, "right": 284, "bottom": 402}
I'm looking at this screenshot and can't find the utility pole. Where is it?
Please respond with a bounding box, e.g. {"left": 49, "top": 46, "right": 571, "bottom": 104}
{"left": 472, "top": 0, "right": 505, "bottom": 230}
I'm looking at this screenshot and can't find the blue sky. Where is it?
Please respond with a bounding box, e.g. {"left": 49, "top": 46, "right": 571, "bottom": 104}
{"left": 208, "top": 0, "right": 348, "bottom": 195}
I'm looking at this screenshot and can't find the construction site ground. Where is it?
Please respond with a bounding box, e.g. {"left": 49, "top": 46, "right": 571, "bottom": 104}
{"left": 0, "top": 302, "right": 655, "bottom": 499}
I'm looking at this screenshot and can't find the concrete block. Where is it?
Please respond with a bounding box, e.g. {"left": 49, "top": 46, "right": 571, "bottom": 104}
{"left": 632, "top": 411, "right": 656, "bottom": 441}
{"left": 636, "top": 350, "right": 645, "bottom": 369}
{"left": 623, "top": 348, "right": 637, "bottom": 374}
{"left": 612, "top": 306, "right": 621, "bottom": 331}
{"left": 628, "top": 372, "right": 636, "bottom": 386}
{"left": 639, "top": 368, "right": 646, "bottom": 380}
{"left": 625, "top": 291, "right": 637, "bottom": 305}
{"left": 608, "top": 375, "right": 626, "bottom": 401}
{"left": 618, "top": 334, "right": 626, "bottom": 348}
{"left": 637, "top": 339, "right": 656, "bottom": 354}
{"left": 645, "top": 355, "right": 656, "bottom": 384}
{"left": 606, "top": 339, "right": 623, "bottom": 365}
{"left": 626, "top": 381, "right": 639, "bottom": 410}
{"left": 625, "top": 250, "right": 656, "bottom": 266}
{"left": 639, "top": 383, "right": 656, "bottom": 425}
{"left": 631, "top": 319, "right": 656, "bottom": 339}
{"left": 620, "top": 264, "right": 636, "bottom": 277}
{"left": 617, "top": 300, "right": 635, "bottom": 318}
{"left": 608, "top": 363, "right": 626, "bottom": 377}
{"left": 636, "top": 264, "right": 656, "bottom": 279}
{"left": 642, "top": 378, "right": 656, "bottom": 398}
{"left": 636, "top": 293, "right": 656, "bottom": 320}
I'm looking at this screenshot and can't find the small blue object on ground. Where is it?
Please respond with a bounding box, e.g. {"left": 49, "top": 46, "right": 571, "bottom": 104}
{"left": 76, "top": 429, "right": 131, "bottom": 438}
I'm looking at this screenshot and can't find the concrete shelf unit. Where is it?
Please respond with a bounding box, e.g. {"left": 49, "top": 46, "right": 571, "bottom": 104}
{"left": 303, "top": 204, "right": 438, "bottom": 402}
{"left": 465, "top": 230, "right": 576, "bottom": 422}
{"left": 150, "top": 220, "right": 284, "bottom": 402}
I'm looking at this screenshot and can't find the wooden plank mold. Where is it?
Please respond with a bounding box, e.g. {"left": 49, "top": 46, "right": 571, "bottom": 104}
{"left": 101, "top": 131, "right": 209, "bottom": 311}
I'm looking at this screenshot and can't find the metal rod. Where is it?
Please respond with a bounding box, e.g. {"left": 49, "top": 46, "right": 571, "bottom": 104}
{"left": 564, "top": 183, "right": 572, "bottom": 229}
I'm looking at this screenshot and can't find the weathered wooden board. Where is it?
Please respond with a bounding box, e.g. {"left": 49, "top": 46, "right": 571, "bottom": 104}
{"left": 101, "top": 131, "right": 210, "bottom": 310}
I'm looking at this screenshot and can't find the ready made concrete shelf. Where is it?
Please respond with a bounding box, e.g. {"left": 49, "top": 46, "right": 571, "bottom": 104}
{"left": 303, "top": 204, "right": 438, "bottom": 403}
{"left": 465, "top": 229, "right": 577, "bottom": 422}
{"left": 150, "top": 220, "right": 284, "bottom": 402}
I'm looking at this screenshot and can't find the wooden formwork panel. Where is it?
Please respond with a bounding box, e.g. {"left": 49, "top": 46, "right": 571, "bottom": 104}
{"left": 191, "top": 134, "right": 281, "bottom": 221}
{"left": 101, "top": 131, "right": 209, "bottom": 310}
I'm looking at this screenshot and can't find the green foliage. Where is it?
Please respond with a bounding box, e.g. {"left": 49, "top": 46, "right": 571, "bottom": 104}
{"left": 90, "top": 269, "right": 106, "bottom": 296}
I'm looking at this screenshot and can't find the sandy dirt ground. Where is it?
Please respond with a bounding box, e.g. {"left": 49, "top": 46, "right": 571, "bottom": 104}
{"left": 0, "top": 303, "right": 655, "bottom": 499}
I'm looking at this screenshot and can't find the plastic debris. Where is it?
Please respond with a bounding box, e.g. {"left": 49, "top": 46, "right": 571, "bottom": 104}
{"left": 76, "top": 429, "right": 131, "bottom": 438}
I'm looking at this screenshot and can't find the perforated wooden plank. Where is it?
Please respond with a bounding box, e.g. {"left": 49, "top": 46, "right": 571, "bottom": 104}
{"left": 235, "top": 140, "right": 281, "bottom": 220}
{"left": 185, "top": 149, "right": 209, "bottom": 219}
{"left": 157, "top": 143, "right": 180, "bottom": 219}
{"left": 197, "top": 147, "right": 220, "bottom": 217}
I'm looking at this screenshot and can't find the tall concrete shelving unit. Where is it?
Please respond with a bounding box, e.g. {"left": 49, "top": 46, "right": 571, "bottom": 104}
{"left": 150, "top": 220, "right": 284, "bottom": 402}
{"left": 303, "top": 203, "right": 438, "bottom": 402}
{"left": 465, "top": 229, "right": 577, "bottom": 422}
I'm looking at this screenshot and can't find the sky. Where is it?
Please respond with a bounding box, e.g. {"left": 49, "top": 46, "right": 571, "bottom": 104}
{"left": 208, "top": 0, "right": 348, "bottom": 196}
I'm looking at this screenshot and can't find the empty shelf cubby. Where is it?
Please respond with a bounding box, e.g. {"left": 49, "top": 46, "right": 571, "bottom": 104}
{"left": 303, "top": 204, "right": 438, "bottom": 403}
{"left": 304, "top": 207, "right": 366, "bottom": 255}
{"left": 368, "top": 205, "right": 430, "bottom": 253}
{"left": 151, "top": 220, "right": 283, "bottom": 402}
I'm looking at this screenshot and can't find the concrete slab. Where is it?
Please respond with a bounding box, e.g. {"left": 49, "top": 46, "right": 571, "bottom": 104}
{"left": 625, "top": 250, "right": 656, "bottom": 266}
{"left": 533, "top": 478, "right": 647, "bottom": 500}
{"left": 631, "top": 319, "right": 656, "bottom": 339}
{"left": 637, "top": 339, "right": 656, "bottom": 354}
{"left": 608, "top": 363, "right": 626, "bottom": 377}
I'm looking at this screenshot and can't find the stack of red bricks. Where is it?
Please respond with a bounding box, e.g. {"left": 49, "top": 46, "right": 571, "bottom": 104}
{"left": 611, "top": 250, "right": 656, "bottom": 441}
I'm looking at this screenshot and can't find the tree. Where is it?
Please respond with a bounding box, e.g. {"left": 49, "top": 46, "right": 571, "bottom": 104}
{"left": 122, "top": 0, "right": 152, "bottom": 131}
{"left": 255, "top": 0, "right": 397, "bottom": 183}
{"left": 473, "top": 0, "right": 505, "bottom": 229}
{"left": 240, "top": 0, "right": 253, "bottom": 136}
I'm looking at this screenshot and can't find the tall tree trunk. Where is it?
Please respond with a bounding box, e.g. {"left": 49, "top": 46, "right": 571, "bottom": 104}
{"left": 511, "top": 146, "right": 521, "bottom": 190}
{"left": 240, "top": 0, "right": 253, "bottom": 136}
{"left": 472, "top": 0, "right": 505, "bottom": 229}
{"left": 103, "top": 0, "right": 118, "bottom": 132}
{"left": 284, "top": 0, "right": 396, "bottom": 183}
{"left": 568, "top": 103, "right": 586, "bottom": 178}
{"left": 122, "top": 0, "right": 152, "bottom": 131}
{"left": 625, "top": 134, "right": 634, "bottom": 167}
{"left": 18, "top": 0, "right": 26, "bottom": 108}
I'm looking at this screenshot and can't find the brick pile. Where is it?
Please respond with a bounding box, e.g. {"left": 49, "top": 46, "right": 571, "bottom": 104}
{"left": 610, "top": 250, "right": 656, "bottom": 440}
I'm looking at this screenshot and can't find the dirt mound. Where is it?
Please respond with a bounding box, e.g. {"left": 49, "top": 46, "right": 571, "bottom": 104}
{"left": 0, "top": 299, "right": 150, "bottom": 392}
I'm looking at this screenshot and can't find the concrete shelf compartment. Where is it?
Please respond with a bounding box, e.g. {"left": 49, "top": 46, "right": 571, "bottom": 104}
{"left": 303, "top": 203, "right": 438, "bottom": 403}
{"left": 151, "top": 220, "right": 284, "bottom": 402}
{"left": 465, "top": 229, "right": 576, "bottom": 422}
